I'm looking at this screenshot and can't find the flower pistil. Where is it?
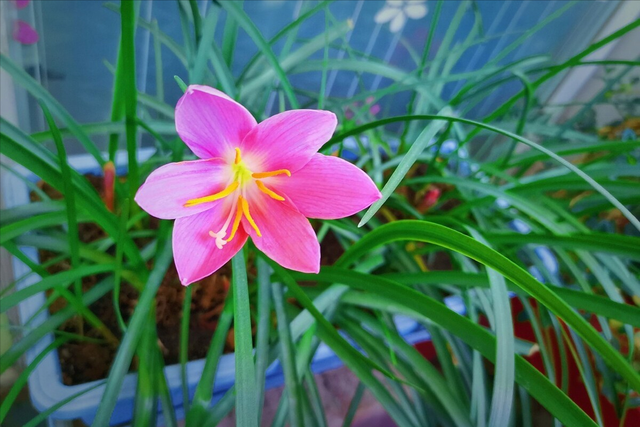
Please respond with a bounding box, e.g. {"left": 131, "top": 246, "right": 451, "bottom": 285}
{"left": 185, "top": 147, "right": 290, "bottom": 249}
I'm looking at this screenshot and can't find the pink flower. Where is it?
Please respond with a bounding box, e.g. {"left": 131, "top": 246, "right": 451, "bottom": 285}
{"left": 12, "top": 20, "right": 38, "bottom": 45}
{"left": 135, "top": 85, "right": 381, "bottom": 285}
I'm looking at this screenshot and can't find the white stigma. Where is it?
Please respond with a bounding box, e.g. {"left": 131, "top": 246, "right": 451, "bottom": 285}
{"left": 208, "top": 230, "right": 228, "bottom": 249}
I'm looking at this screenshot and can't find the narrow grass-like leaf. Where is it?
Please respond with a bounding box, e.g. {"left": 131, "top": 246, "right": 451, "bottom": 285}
{"left": 332, "top": 114, "right": 640, "bottom": 231}
{"left": 337, "top": 221, "right": 640, "bottom": 391}
{"left": 23, "top": 382, "right": 105, "bottom": 427}
{"left": 295, "top": 268, "right": 598, "bottom": 427}
{"left": 468, "top": 229, "right": 515, "bottom": 427}
{"left": 0, "top": 119, "right": 144, "bottom": 269}
{"left": 359, "top": 107, "right": 452, "bottom": 226}
{"left": 174, "top": 75, "right": 188, "bottom": 92}
{"left": 221, "top": 3, "right": 239, "bottom": 67}
{"left": 341, "top": 382, "right": 365, "bottom": 427}
{"left": 91, "top": 239, "right": 172, "bottom": 427}
{"left": 238, "top": 1, "right": 334, "bottom": 83}
{"left": 255, "top": 258, "right": 272, "bottom": 425}
{"left": 269, "top": 263, "right": 419, "bottom": 427}
{"left": 1, "top": 265, "right": 114, "bottom": 313}
{"left": 186, "top": 286, "right": 233, "bottom": 424}
{"left": 1, "top": 277, "right": 112, "bottom": 374}
{"left": 121, "top": 0, "right": 139, "bottom": 201}
{"left": 0, "top": 336, "right": 68, "bottom": 423}
{"left": 241, "top": 20, "right": 351, "bottom": 99}
{"left": 304, "top": 368, "right": 328, "bottom": 427}
{"left": 232, "top": 250, "right": 258, "bottom": 427}
{"left": 272, "top": 281, "right": 304, "bottom": 427}
{"left": 378, "top": 270, "right": 640, "bottom": 328}
{"left": 0, "top": 54, "right": 104, "bottom": 165}
{"left": 191, "top": 6, "right": 223, "bottom": 87}
{"left": 39, "top": 101, "right": 82, "bottom": 298}
{"left": 0, "top": 211, "right": 89, "bottom": 245}
{"left": 221, "top": 1, "right": 299, "bottom": 108}
{"left": 113, "top": 200, "right": 129, "bottom": 331}
{"left": 180, "top": 284, "right": 192, "bottom": 413}
{"left": 133, "top": 322, "right": 159, "bottom": 427}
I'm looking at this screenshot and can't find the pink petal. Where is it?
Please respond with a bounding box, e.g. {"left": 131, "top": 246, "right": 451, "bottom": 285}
{"left": 13, "top": 21, "right": 38, "bottom": 45}
{"left": 173, "top": 208, "right": 248, "bottom": 285}
{"left": 270, "top": 154, "right": 381, "bottom": 219}
{"left": 240, "top": 110, "right": 337, "bottom": 173}
{"left": 242, "top": 194, "right": 320, "bottom": 273}
{"left": 14, "top": 0, "right": 30, "bottom": 9}
{"left": 175, "top": 85, "right": 257, "bottom": 160}
{"left": 134, "top": 158, "right": 230, "bottom": 219}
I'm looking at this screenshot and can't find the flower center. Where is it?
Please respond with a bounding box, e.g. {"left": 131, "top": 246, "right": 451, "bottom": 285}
{"left": 231, "top": 148, "right": 254, "bottom": 187}
{"left": 183, "top": 148, "right": 290, "bottom": 249}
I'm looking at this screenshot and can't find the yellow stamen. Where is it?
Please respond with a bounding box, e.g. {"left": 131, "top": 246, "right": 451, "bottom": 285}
{"left": 241, "top": 196, "right": 261, "bottom": 237}
{"left": 226, "top": 198, "right": 244, "bottom": 242}
{"left": 234, "top": 147, "right": 242, "bottom": 165}
{"left": 251, "top": 169, "right": 291, "bottom": 179}
{"left": 255, "top": 180, "right": 285, "bottom": 201}
{"left": 184, "top": 181, "right": 239, "bottom": 207}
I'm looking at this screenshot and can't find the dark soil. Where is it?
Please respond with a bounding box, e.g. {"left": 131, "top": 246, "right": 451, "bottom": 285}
{"left": 33, "top": 174, "right": 344, "bottom": 386}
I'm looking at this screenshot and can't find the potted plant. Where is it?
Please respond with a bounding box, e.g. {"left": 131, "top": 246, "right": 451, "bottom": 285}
{"left": 1, "top": 1, "right": 639, "bottom": 427}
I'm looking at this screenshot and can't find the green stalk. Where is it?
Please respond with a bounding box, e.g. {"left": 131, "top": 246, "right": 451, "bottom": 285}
{"left": 232, "top": 250, "right": 258, "bottom": 427}
{"left": 121, "top": 0, "right": 139, "bottom": 204}
{"left": 180, "top": 285, "right": 192, "bottom": 413}
{"left": 272, "top": 281, "right": 303, "bottom": 427}
{"left": 39, "top": 101, "right": 81, "bottom": 302}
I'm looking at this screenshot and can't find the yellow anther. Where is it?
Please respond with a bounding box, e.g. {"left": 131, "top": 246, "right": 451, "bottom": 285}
{"left": 241, "top": 196, "right": 261, "bottom": 237}
{"left": 226, "top": 198, "right": 244, "bottom": 242}
{"left": 234, "top": 147, "right": 242, "bottom": 165}
{"left": 255, "top": 180, "right": 285, "bottom": 201}
{"left": 251, "top": 169, "right": 291, "bottom": 179}
{"left": 184, "top": 181, "right": 239, "bottom": 207}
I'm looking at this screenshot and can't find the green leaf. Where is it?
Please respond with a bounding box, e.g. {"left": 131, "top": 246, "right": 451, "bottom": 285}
{"left": 337, "top": 221, "right": 640, "bottom": 392}
{"left": 468, "top": 229, "right": 514, "bottom": 427}
{"left": 341, "top": 382, "right": 365, "bottom": 427}
{"left": 133, "top": 323, "right": 159, "bottom": 427}
{"left": 221, "top": 1, "right": 299, "bottom": 108}
{"left": 39, "top": 100, "right": 82, "bottom": 300}
{"left": 186, "top": 285, "right": 233, "bottom": 424}
{"left": 174, "top": 75, "right": 188, "bottom": 93}
{"left": 269, "top": 263, "right": 420, "bottom": 427}
{"left": 331, "top": 114, "right": 640, "bottom": 232}
{"left": 232, "top": 250, "right": 258, "bottom": 427}
{"left": 0, "top": 119, "right": 145, "bottom": 269}
{"left": 255, "top": 259, "right": 272, "bottom": 425}
{"left": 295, "top": 267, "right": 598, "bottom": 427}
{"left": 91, "top": 238, "right": 173, "bottom": 427}
{"left": 0, "top": 54, "right": 104, "bottom": 165}
{"left": 0, "top": 276, "right": 113, "bottom": 374}
{"left": 1, "top": 265, "right": 114, "bottom": 313}
{"left": 359, "top": 107, "right": 452, "bottom": 227}
{"left": 0, "top": 337, "right": 68, "bottom": 423}
{"left": 272, "top": 281, "right": 303, "bottom": 427}
{"left": 121, "top": 0, "right": 139, "bottom": 200}
{"left": 180, "top": 285, "right": 192, "bottom": 414}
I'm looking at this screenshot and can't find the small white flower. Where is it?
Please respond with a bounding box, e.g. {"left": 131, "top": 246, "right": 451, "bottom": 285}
{"left": 374, "top": 0, "right": 428, "bottom": 33}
